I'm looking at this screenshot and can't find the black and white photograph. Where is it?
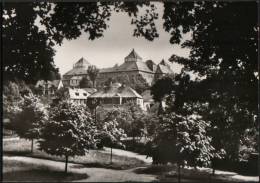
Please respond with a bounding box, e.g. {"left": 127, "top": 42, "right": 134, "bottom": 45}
{"left": 2, "top": 1, "right": 259, "bottom": 182}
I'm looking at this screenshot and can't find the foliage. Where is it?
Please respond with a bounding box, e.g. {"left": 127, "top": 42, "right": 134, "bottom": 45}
{"left": 11, "top": 94, "right": 48, "bottom": 141}
{"left": 79, "top": 76, "right": 92, "bottom": 88}
{"left": 3, "top": 81, "right": 23, "bottom": 120}
{"left": 2, "top": 3, "right": 60, "bottom": 84}
{"left": 87, "top": 65, "right": 99, "bottom": 88}
{"left": 238, "top": 127, "right": 258, "bottom": 161}
{"left": 162, "top": 2, "right": 257, "bottom": 161}
{"left": 149, "top": 112, "right": 216, "bottom": 167}
{"left": 97, "top": 109, "right": 127, "bottom": 149}
{"left": 38, "top": 100, "right": 97, "bottom": 157}
{"left": 151, "top": 74, "right": 178, "bottom": 103}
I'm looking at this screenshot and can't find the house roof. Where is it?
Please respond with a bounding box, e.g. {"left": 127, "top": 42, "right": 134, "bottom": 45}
{"left": 156, "top": 64, "right": 173, "bottom": 74}
{"left": 73, "top": 57, "right": 90, "bottom": 68}
{"left": 35, "top": 80, "right": 62, "bottom": 89}
{"left": 100, "top": 59, "right": 154, "bottom": 74}
{"left": 89, "top": 83, "right": 143, "bottom": 99}
{"left": 82, "top": 88, "right": 97, "bottom": 94}
{"left": 125, "top": 49, "right": 142, "bottom": 60}
{"left": 68, "top": 88, "right": 89, "bottom": 99}
{"left": 63, "top": 57, "right": 90, "bottom": 76}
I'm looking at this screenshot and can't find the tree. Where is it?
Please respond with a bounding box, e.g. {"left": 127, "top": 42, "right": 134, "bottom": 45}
{"left": 97, "top": 109, "right": 126, "bottom": 163}
{"left": 123, "top": 102, "right": 145, "bottom": 142}
{"left": 2, "top": 3, "right": 60, "bottom": 84}
{"left": 162, "top": 2, "right": 257, "bottom": 161}
{"left": 12, "top": 94, "right": 48, "bottom": 153}
{"left": 3, "top": 1, "right": 257, "bottom": 164}
{"left": 38, "top": 100, "right": 97, "bottom": 173}
{"left": 79, "top": 76, "right": 92, "bottom": 88}
{"left": 151, "top": 74, "right": 176, "bottom": 114}
{"left": 3, "top": 81, "right": 22, "bottom": 120}
{"left": 87, "top": 65, "right": 99, "bottom": 88}
{"left": 148, "top": 112, "right": 218, "bottom": 183}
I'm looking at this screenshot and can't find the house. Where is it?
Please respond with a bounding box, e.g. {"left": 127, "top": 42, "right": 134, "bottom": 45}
{"left": 68, "top": 88, "right": 90, "bottom": 105}
{"left": 62, "top": 57, "right": 91, "bottom": 87}
{"left": 69, "top": 76, "right": 83, "bottom": 87}
{"left": 88, "top": 82, "right": 144, "bottom": 110}
{"left": 62, "top": 49, "right": 176, "bottom": 89}
{"left": 35, "top": 80, "right": 63, "bottom": 96}
{"left": 96, "top": 49, "right": 175, "bottom": 86}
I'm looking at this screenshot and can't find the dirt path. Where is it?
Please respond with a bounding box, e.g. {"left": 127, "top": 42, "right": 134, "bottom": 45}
{"left": 103, "top": 147, "right": 153, "bottom": 164}
{"left": 3, "top": 156, "right": 157, "bottom": 182}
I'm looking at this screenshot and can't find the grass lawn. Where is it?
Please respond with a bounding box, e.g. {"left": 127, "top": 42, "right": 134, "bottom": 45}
{"left": 3, "top": 158, "right": 88, "bottom": 182}
{"left": 3, "top": 138, "right": 146, "bottom": 170}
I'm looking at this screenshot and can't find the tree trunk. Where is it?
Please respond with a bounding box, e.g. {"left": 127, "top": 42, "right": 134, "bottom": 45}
{"left": 178, "top": 163, "right": 181, "bottom": 183}
{"left": 158, "top": 101, "right": 163, "bottom": 115}
{"left": 65, "top": 155, "right": 68, "bottom": 173}
{"left": 110, "top": 146, "right": 113, "bottom": 164}
{"left": 31, "top": 139, "right": 34, "bottom": 154}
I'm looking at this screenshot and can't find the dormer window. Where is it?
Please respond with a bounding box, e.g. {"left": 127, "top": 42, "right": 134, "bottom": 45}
{"left": 83, "top": 93, "right": 87, "bottom": 96}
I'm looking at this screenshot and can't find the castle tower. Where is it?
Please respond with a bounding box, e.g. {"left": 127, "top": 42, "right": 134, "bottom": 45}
{"left": 124, "top": 49, "right": 142, "bottom": 62}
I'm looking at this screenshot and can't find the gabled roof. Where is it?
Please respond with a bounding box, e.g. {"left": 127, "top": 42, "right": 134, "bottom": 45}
{"left": 73, "top": 57, "right": 90, "bottom": 68}
{"left": 68, "top": 88, "right": 89, "bottom": 99}
{"left": 125, "top": 49, "right": 142, "bottom": 60}
{"left": 35, "top": 80, "right": 63, "bottom": 89}
{"left": 146, "top": 60, "right": 157, "bottom": 71}
{"left": 156, "top": 64, "right": 173, "bottom": 74}
{"left": 89, "top": 83, "right": 142, "bottom": 99}
{"left": 63, "top": 57, "right": 90, "bottom": 76}
{"left": 100, "top": 60, "right": 154, "bottom": 74}
{"left": 52, "top": 80, "right": 63, "bottom": 88}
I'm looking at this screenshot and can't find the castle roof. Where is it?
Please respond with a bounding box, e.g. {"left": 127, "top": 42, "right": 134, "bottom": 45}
{"left": 125, "top": 49, "right": 142, "bottom": 60}
{"left": 63, "top": 57, "right": 90, "bottom": 76}
{"left": 73, "top": 57, "right": 90, "bottom": 68}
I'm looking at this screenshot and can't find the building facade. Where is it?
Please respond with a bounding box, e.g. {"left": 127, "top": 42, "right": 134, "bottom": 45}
{"left": 35, "top": 80, "right": 63, "bottom": 96}
{"left": 88, "top": 82, "right": 144, "bottom": 110}
{"left": 62, "top": 57, "right": 91, "bottom": 87}
{"left": 62, "top": 49, "right": 175, "bottom": 88}
{"left": 96, "top": 49, "right": 175, "bottom": 87}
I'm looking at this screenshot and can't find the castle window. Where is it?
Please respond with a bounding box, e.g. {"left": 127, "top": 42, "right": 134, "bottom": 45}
{"left": 75, "top": 92, "right": 79, "bottom": 96}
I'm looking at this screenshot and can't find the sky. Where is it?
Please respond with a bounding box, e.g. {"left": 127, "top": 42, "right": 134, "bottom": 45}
{"left": 52, "top": 2, "right": 190, "bottom": 75}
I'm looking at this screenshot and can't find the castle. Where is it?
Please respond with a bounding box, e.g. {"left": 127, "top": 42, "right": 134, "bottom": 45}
{"left": 62, "top": 49, "right": 175, "bottom": 88}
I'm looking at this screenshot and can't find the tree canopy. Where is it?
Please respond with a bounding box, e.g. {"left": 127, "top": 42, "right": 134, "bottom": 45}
{"left": 38, "top": 100, "right": 97, "bottom": 172}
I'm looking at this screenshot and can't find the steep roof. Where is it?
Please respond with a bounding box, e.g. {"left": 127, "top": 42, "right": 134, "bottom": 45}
{"left": 156, "top": 64, "right": 173, "bottom": 74}
{"left": 73, "top": 57, "right": 90, "bottom": 68}
{"left": 100, "top": 60, "right": 154, "bottom": 74}
{"left": 89, "top": 83, "right": 142, "bottom": 99}
{"left": 125, "top": 49, "right": 142, "bottom": 60}
{"left": 63, "top": 57, "right": 90, "bottom": 76}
